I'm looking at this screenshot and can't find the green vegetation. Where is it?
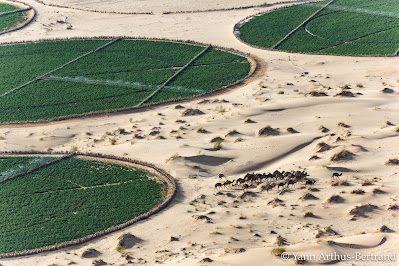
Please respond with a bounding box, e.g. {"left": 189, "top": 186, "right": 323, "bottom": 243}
{"left": 0, "top": 156, "right": 54, "bottom": 181}
{"left": 0, "top": 4, "right": 26, "bottom": 32}
{"left": 271, "top": 247, "right": 286, "bottom": 256}
{"left": 0, "top": 39, "right": 250, "bottom": 123}
{"left": 0, "top": 156, "right": 165, "bottom": 254}
{"left": 239, "top": 0, "right": 399, "bottom": 56}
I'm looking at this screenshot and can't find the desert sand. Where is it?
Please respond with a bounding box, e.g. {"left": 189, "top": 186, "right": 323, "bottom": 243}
{"left": 0, "top": 0, "right": 398, "bottom": 265}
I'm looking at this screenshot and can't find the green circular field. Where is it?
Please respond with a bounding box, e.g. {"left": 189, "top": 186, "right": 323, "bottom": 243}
{"left": 0, "top": 3, "right": 27, "bottom": 32}
{"left": 0, "top": 155, "right": 168, "bottom": 254}
{"left": 238, "top": 0, "right": 399, "bottom": 56}
{"left": 0, "top": 38, "right": 251, "bottom": 123}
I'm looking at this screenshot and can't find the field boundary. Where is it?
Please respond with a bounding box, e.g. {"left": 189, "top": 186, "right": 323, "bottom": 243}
{"left": 0, "top": 151, "right": 177, "bottom": 258}
{"left": 137, "top": 44, "right": 211, "bottom": 106}
{"left": 271, "top": 0, "right": 336, "bottom": 49}
{"left": 0, "top": 7, "right": 30, "bottom": 16}
{"left": 0, "top": 0, "right": 35, "bottom": 36}
{"left": 0, "top": 38, "right": 121, "bottom": 97}
{"left": 233, "top": 0, "right": 398, "bottom": 57}
{"left": 0, "top": 36, "right": 262, "bottom": 126}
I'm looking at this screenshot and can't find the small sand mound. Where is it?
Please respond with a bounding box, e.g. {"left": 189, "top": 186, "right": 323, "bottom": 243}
{"left": 181, "top": 108, "right": 205, "bottom": 116}
{"left": 287, "top": 127, "right": 299, "bottom": 133}
{"left": 388, "top": 204, "right": 399, "bottom": 211}
{"left": 267, "top": 198, "right": 285, "bottom": 207}
{"left": 335, "top": 90, "right": 355, "bottom": 97}
{"left": 257, "top": 125, "right": 279, "bottom": 136}
{"left": 225, "top": 129, "right": 240, "bottom": 137}
{"left": 385, "top": 158, "right": 399, "bottom": 165}
{"left": 331, "top": 149, "right": 355, "bottom": 161}
{"left": 210, "top": 136, "right": 224, "bottom": 143}
{"left": 327, "top": 194, "right": 345, "bottom": 204}
{"left": 193, "top": 215, "right": 212, "bottom": 223}
{"left": 349, "top": 204, "right": 378, "bottom": 217}
{"left": 118, "top": 233, "right": 142, "bottom": 249}
{"left": 300, "top": 193, "right": 319, "bottom": 200}
{"left": 307, "top": 91, "right": 328, "bottom": 97}
{"left": 317, "top": 142, "right": 331, "bottom": 152}
{"left": 381, "top": 88, "right": 394, "bottom": 93}
{"left": 276, "top": 235, "right": 288, "bottom": 246}
{"left": 318, "top": 126, "right": 329, "bottom": 133}
{"left": 174, "top": 104, "right": 185, "bottom": 109}
{"left": 81, "top": 248, "right": 101, "bottom": 258}
{"left": 379, "top": 225, "right": 394, "bottom": 233}
{"left": 92, "top": 260, "right": 107, "bottom": 266}
{"left": 199, "top": 258, "right": 213, "bottom": 263}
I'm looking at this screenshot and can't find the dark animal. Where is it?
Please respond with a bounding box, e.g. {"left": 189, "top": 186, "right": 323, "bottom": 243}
{"left": 331, "top": 172, "right": 342, "bottom": 180}
{"left": 218, "top": 174, "right": 225, "bottom": 178}
{"left": 214, "top": 183, "right": 222, "bottom": 191}
{"left": 277, "top": 181, "right": 287, "bottom": 191}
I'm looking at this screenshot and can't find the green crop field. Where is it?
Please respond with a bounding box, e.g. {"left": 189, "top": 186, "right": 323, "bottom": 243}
{"left": 0, "top": 156, "right": 54, "bottom": 181}
{"left": 0, "top": 156, "right": 166, "bottom": 254}
{"left": 0, "top": 39, "right": 250, "bottom": 123}
{"left": 239, "top": 0, "right": 399, "bottom": 56}
{"left": 0, "top": 3, "right": 26, "bottom": 32}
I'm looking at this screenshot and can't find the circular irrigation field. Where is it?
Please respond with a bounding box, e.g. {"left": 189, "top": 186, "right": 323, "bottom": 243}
{"left": 0, "top": 153, "right": 175, "bottom": 256}
{"left": 0, "top": 38, "right": 252, "bottom": 124}
{"left": 0, "top": 2, "right": 29, "bottom": 33}
{"left": 238, "top": 0, "right": 399, "bottom": 56}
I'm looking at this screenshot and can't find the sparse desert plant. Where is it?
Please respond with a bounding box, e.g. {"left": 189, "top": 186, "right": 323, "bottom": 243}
{"left": 271, "top": 247, "right": 286, "bottom": 256}
{"left": 155, "top": 135, "right": 165, "bottom": 140}
{"left": 278, "top": 90, "right": 285, "bottom": 94}
{"left": 287, "top": 127, "right": 298, "bottom": 133}
{"left": 337, "top": 122, "right": 350, "bottom": 128}
{"left": 116, "top": 245, "right": 126, "bottom": 253}
{"left": 109, "top": 138, "right": 117, "bottom": 145}
{"left": 197, "top": 127, "right": 208, "bottom": 133}
{"left": 361, "top": 178, "right": 373, "bottom": 186}
{"left": 351, "top": 189, "right": 365, "bottom": 195}
{"left": 214, "top": 105, "right": 226, "bottom": 114}
{"left": 385, "top": 158, "right": 399, "bottom": 165}
{"left": 372, "top": 187, "right": 385, "bottom": 194}
{"left": 71, "top": 146, "right": 78, "bottom": 151}
{"left": 165, "top": 153, "right": 179, "bottom": 163}
{"left": 234, "top": 137, "right": 243, "bottom": 143}
{"left": 244, "top": 118, "right": 256, "bottom": 123}
{"left": 226, "top": 129, "right": 239, "bottom": 137}
{"left": 304, "top": 211, "right": 314, "bottom": 217}
{"left": 331, "top": 149, "right": 355, "bottom": 161}
{"left": 327, "top": 194, "right": 344, "bottom": 204}
{"left": 257, "top": 125, "right": 279, "bottom": 136}
{"left": 214, "top": 140, "right": 223, "bottom": 150}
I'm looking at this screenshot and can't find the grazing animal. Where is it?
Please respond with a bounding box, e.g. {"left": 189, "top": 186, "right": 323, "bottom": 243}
{"left": 242, "top": 184, "right": 250, "bottom": 190}
{"left": 331, "top": 172, "right": 343, "bottom": 180}
{"left": 277, "top": 181, "right": 287, "bottom": 191}
{"left": 223, "top": 180, "right": 233, "bottom": 188}
{"left": 218, "top": 174, "right": 225, "bottom": 179}
{"left": 214, "top": 183, "right": 223, "bottom": 191}
{"left": 287, "top": 179, "right": 297, "bottom": 188}
{"left": 235, "top": 178, "right": 245, "bottom": 185}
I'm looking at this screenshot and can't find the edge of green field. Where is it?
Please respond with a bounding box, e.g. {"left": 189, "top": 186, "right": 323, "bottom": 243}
{"left": 0, "top": 38, "right": 255, "bottom": 125}
{"left": 0, "top": 153, "right": 175, "bottom": 256}
{"left": 237, "top": 0, "right": 399, "bottom": 56}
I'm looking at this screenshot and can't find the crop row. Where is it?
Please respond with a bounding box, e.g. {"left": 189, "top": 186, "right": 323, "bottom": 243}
{"left": 0, "top": 157, "right": 165, "bottom": 253}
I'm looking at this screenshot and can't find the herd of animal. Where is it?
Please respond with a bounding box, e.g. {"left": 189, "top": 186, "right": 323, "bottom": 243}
{"left": 214, "top": 170, "right": 343, "bottom": 192}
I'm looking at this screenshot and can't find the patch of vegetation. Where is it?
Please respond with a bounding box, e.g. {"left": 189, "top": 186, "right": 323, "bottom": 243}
{"left": 331, "top": 149, "right": 355, "bottom": 161}
{"left": 0, "top": 156, "right": 165, "bottom": 253}
{"left": 239, "top": 0, "right": 399, "bottom": 56}
{"left": 0, "top": 40, "right": 250, "bottom": 123}
{"left": 271, "top": 247, "right": 286, "bottom": 256}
